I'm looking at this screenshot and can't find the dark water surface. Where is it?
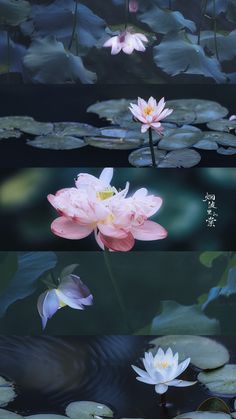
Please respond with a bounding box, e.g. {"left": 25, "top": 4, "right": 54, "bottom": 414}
{"left": 0, "top": 336, "right": 235, "bottom": 419}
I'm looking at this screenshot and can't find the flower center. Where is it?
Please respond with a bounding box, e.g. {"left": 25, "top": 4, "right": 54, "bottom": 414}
{"left": 143, "top": 106, "right": 154, "bottom": 116}
{"left": 97, "top": 189, "right": 115, "bottom": 200}
{"left": 154, "top": 360, "right": 170, "bottom": 369}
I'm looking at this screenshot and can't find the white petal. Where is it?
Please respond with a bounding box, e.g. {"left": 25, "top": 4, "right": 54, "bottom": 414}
{"left": 167, "top": 379, "right": 197, "bottom": 388}
{"left": 136, "top": 376, "right": 157, "bottom": 385}
{"left": 176, "top": 358, "right": 191, "bottom": 376}
{"left": 99, "top": 168, "right": 113, "bottom": 186}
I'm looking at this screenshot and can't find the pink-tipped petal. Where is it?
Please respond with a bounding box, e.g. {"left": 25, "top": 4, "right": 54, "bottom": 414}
{"left": 132, "top": 220, "right": 168, "bottom": 241}
{"left": 99, "top": 232, "right": 135, "bottom": 252}
{"left": 98, "top": 223, "right": 128, "bottom": 239}
{"left": 51, "top": 217, "right": 94, "bottom": 240}
{"left": 141, "top": 124, "right": 150, "bottom": 133}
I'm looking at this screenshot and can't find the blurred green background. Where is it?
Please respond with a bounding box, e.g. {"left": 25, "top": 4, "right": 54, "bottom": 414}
{"left": 0, "top": 251, "right": 235, "bottom": 335}
{"left": 0, "top": 167, "right": 236, "bottom": 250}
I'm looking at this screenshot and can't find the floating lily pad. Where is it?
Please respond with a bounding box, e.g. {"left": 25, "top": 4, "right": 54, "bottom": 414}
{"left": 26, "top": 415, "right": 68, "bottom": 418}
{"left": 198, "top": 365, "right": 236, "bottom": 397}
{"left": 149, "top": 336, "right": 229, "bottom": 370}
{"left": 0, "top": 377, "right": 15, "bottom": 407}
{"left": 158, "top": 129, "right": 199, "bottom": 150}
{"left": 0, "top": 0, "right": 31, "bottom": 26}
{"left": 194, "top": 139, "right": 219, "bottom": 150}
{"left": 66, "top": 401, "right": 114, "bottom": 419}
{"left": 128, "top": 147, "right": 167, "bottom": 167}
{"left": 0, "top": 116, "right": 53, "bottom": 135}
{"left": 87, "top": 99, "right": 132, "bottom": 121}
{"left": 207, "top": 119, "right": 236, "bottom": 133}
{"left": 157, "top": 148, "right": 201, "bottom": 168}
{"left": 165, "top": 99, "right": 228, "bottom": 124}
{"left": 0, "top": 410, "right": 23, "bottom": 418}
{"left": 173, "top": 412, "right": 231, "bottom": 419}
{"left": 198, "top": 131, "right": 236, "bottom": 147}
{"left": 27, "top": 135, "right": 86, "bottom": 150}
{"left": 217, "top": 147, "right": 236, "bottom": 155}
{"left": 0, "top": 130, "right": 21, "bottom": 140}
{"left": 54, "top": 122, "right": 100, "bottom": 137}
{"left": 197, "top": 397, "right": 230, "bottom": 413}
{"left": 84, "top": 136, "right": 147, "bottom": 150}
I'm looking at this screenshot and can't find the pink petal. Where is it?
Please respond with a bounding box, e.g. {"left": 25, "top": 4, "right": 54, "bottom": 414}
{"left": 132, "top": 220, "right": 167, "bottom": 240}
{"left": 51, "top": 217, "right": 94, "bottom": 240}
{"left": 155, "top": 97, "right": 166, "bottom": 115}
{"left": 99, "top": 232, "right": 135, "bottom": 251}
{"left": 141, "top": 124, "right": 150, "bottom": 133}
{"left": 98, "top": 223, "right": 128, "bottom": 238}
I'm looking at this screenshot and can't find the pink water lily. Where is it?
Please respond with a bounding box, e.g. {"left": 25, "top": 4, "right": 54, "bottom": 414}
{"left": 129, "top": 97, "right": 173, "bottom": 133}
{"left": 103, "top": 30, "right": 148, "bottom": 55}
{"left": 229, "top": 115, "right": 236, "bottom": 121}
{"left": 37, "top": 274, "right": 93, "bottom": 329}
{"left": 48, "top": 168, "right": 167, "bottom": 252}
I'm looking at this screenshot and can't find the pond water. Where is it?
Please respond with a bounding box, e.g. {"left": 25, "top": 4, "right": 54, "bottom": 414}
{"left": 0, "top": 336, "right": 235, "bottom": 419}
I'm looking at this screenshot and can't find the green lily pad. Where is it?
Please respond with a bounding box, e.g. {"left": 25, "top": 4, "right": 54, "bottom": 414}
{"left": 0, "top": 410, "right": 23, "bottom": 419}
{"left": 0, "top": 130, "right": 21, "bottom": 140}
{"left": 128, "top": 147, "right": 167, "bottom": 167}
{"left": 194, "top": 139, "right": 219, "bottom": 150}
{"left": 165, "top": 99, "right": 228, "bottom": 124}
{"left": 149, "top": 336, "right": 229, "bottom": 370}
{"left": 173, "top": 412, "right": 231, "bottom": 419}
{"left": 0, "top": 377, "right": 16, "bottom": 407}
{"left": 158, "top": 129, "right": 199, "bottom": 150}
{"left": 217, "top": 147, "right": 236, "bottom": 155}
{"left": 66, "top": 401, "right": 114, "bottom": 419}
{"left": 0, "top": 116, "right": 53, "bottom": 135}
{"left": 87, "top": 99, "right": 132, "bottom": 122}
{"left": 198, "top": 365, "right": 236, "bottom": 397}
{"left": 27, "top": 135, "right": 86, "bottom": 150}
{"left": 207, "top": 119, "right": 236, "bottom": 133}
{"left": 197, "top": 397, "right": 230, "bottom": 413}
{"left": 54, "top": 122, "right": 100, "bottom": 137}
{"left": 157, "top": 148, "right": 201, "bottom": 168}
{"left": 198, "top": 131, "right": 236, "bottom": 147}
{"left": 0, "top": 0, "right": 31, "bottom": 26}
{"left": 25, "top": 415, "right": 68, "bottom": 418}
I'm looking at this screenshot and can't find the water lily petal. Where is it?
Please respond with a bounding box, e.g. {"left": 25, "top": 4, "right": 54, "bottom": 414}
{"left": 98, "top": 232, "right": 135, "bottom": 251}
{"left": 132, "top": 220, "right": 167, "bottom": 240}
{"left": 99, "top": 167, "right": 114, "bottom": 186}
{"left": 155, "top": 383, "right": 168, "bottom": 394}
{"left": 51, "top": 217, "right": 94, "bottom": 239}
{"left": 167, "top": 379, "right": 197, "bottom": 387}
{"left": 37, "top": 289, "right": 60, "bottom": 329}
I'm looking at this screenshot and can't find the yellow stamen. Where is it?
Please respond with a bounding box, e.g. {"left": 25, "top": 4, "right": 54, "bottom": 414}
{"left": 97, "top": 190, "right": 115, "bottom": 200}
{"left": 154, "top": 360, "right": 170, "bottom": 369}
{"left": 143, "top": 106, "right": 154, "bottom": 116}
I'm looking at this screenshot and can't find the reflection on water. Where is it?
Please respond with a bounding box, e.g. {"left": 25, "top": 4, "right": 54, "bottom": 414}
{"left": 0, "top": 336, "right": 235, "bottom": 418}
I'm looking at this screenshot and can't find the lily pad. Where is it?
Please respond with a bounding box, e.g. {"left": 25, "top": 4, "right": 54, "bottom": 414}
{"left": 0, "top": 130, "right": 21, "bottom": 140}
{"left": 207, "top": 119, "right": 236, "bottom": 133}
{"left": 139, "top": 6, "right": 196, "bottom": 34}
{"left": 128, "top": 147, "right": 167, "bottom": 167}
{"left": 0, "top": 411, "right": 23, "bottom": 419}
{"left": 194, "top": 139, "right": 219, "bottom": 150}
{"left": 217, "top": 147, "right": 236, "bottom": 155}
{"left": 54, "top": 122, "right": 100, "bottom": 137}
{"left": 66, "top": 401, "right": 114, "bottom": 419}
{"left": 198, "top": 365, "right": 236, "bottom": 397}
{"left": 85, "top": 136, "right": 146, "bottom": 150}
{"left": 0, "top": 0, "right": 31, "bottom": 26}
{"left": 157, "top": 148, "right": 201, "bottom": 168}
{"left": 173, "top": 412, "right": 231, "bottom": 419}
{"left": 0, "top": 377, "right": 16, "bottom": 407}
{"left": 165, "top": 99, "right": 228, "bottom": 124}
{"left": 149, "top": 336, "right": 229, "bottom": 370}
{"left": 158, "top": 129, "right": 199, "bottom": 150}
{"left": 198, "top": 131, "right": 236, "bottom": 147}
{"left": 27, "top": 135, "right": 86, "bottom": 150}
{"left": 0, "top": 116, "right": 53, "bottom": 135}
{"left": 87, "top": 99, "right": 132, "bottom": 121}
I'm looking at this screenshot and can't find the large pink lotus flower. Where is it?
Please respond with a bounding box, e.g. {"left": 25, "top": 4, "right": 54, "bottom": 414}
{"left": 129, "top": 0, "right": 138, "bottom": 12}
{"left": 129, "top": 97, "right": 173, "bottom": 133}
{"left": 37, "top": 274, "right": 93, "bottom": 329}
{"left": 48, "top": 168, "right": 167, "bottom": 252}
{"left": 103, "top": 30, "right": 148, "bottom": 55}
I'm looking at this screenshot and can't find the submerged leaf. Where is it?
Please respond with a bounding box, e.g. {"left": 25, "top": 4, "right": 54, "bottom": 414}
{"left": 150, "top": 336, "right": 229, "bottom": 369}
{"left": 23, "top": 36, "right": 96, "bottom": 84}
{"left": 199, "top": 252, "right": 223, "bottom": 268}
{"left": 0, "top": 0, "right": 30, "bottom": 26}
{"left": 153, "top": 32, "right": 226, "bottom": 82}
{"left": 151, "top": 301, "right": 220, "bottom": 334}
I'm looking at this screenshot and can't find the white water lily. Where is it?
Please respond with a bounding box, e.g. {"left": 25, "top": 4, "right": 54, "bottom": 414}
{"left": 132, "top": 347, "right": 196, "bottom": 394}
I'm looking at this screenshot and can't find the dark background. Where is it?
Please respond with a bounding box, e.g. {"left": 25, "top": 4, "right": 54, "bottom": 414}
{"left": 0, "top": 84, "right": 236, "bottom": 167}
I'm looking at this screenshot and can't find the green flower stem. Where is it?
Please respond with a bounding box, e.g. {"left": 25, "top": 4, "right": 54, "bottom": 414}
{"left": 213, "top": 0, "right": 219, "bottom": 60}
{"left": 160, "top": 393, "right": 167, "bottom": 407}
{"left": 148, "top": 128, "right": 157, "bottom": 168}
{"left": 103, "top": 247, "right": 132, "bottom": 333}
{"left": 68, "top": 0, "right": 78, "bottom": 51}
{"left": 197, "top": 0, "right": 208, "bottom": 45}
